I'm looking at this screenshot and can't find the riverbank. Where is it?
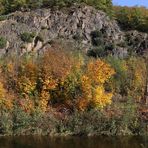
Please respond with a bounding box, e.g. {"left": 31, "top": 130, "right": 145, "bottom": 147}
{"left": 0, "top": 104, "right": 148, "bottom": 137}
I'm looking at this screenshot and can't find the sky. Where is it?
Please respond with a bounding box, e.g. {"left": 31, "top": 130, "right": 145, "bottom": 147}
{"left": 112, "top": 0, "right": 148, "bottom": 7}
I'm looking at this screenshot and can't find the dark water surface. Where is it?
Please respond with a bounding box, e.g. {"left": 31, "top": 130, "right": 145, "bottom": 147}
{"left": 0, "top": 136, "right": 148, "bottom": 148}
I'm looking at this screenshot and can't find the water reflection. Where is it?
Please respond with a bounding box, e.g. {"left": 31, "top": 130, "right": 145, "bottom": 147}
{"left": 0, "top": 136, "right": 147, "bottom": 148}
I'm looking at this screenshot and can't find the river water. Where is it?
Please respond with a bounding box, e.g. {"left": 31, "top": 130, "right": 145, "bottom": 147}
{"left": 0, "top": 136, "right": 148, "bottom": 148}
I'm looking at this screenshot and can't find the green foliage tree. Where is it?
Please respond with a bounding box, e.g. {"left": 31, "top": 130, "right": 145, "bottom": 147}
{"left": 114, "top": 6, "right": 148, "bottom": 32}
{"left": 106, "top": 56, "right": 147, "bottom": 101}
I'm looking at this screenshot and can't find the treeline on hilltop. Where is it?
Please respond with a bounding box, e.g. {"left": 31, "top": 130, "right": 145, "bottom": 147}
{"left": 0, "top": 0, "right": 113, "bottom": 14}
{"left": 114, "top": 6, "right": 148, "bottom": 33}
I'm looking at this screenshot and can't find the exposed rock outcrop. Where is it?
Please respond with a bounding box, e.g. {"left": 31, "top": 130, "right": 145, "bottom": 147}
{"left": 0, "top": 5, "right": 147, "bottom": 56}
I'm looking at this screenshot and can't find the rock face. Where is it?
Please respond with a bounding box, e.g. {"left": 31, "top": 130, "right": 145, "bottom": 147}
{"left": 0, "top": 5, "right": 147, "bottom": 56}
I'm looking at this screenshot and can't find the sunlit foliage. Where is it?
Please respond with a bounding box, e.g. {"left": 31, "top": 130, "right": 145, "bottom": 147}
{"left": 114, "top": 6, "right": 148, "bottom": 32}
{"left": 78, "top": 59, "right": 115, "bottom": 110}
{"left": 106, "top": 56, "right": 147, "bottom": 101}
{"left": 0, "top": 48, "right": 116, "bottom": 112}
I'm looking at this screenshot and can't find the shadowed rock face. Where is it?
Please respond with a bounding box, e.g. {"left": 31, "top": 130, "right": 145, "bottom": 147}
{"left": 0, "top": 5, "right": 147, "bottom": 56}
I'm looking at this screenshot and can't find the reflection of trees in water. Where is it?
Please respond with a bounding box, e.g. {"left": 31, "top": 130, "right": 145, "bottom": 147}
{"left": 0, "top": 136, "right": 148, "bottom": 148}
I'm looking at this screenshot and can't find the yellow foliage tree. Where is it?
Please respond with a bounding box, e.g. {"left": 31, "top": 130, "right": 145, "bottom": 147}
{"left": 78, "top": 59, "right": 115, "bottom": 110}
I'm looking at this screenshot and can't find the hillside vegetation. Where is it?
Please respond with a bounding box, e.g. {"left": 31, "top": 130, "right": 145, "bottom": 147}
{"left": 114, "top": 6, "right": 148, "bottom": 33}
{"left": 0, "top": 46, "right": 147, "bottom": 136}
{"left": 0, "top": 0, "right": 148, "bottom": 136}
{"left": 0, "top": 0, "right": 113, "bottom": 14}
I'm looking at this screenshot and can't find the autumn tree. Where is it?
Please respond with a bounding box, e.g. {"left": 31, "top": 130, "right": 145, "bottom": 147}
{"left": 106, "top": 56, "right": 147, "bottom": 101}
{"left": 78, "top": 59, "right": 115, "bottom": 110}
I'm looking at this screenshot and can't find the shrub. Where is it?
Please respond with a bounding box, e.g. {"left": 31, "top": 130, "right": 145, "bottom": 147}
{"left": 0, "top": 111, "right": 13, "bottom": 135}
{"left": 88, "top": 30, "right": 115, "bottom": 57}
{"left": 90, "top": 30, "right": 103, "bottom": 46}
{"left": 87, "top": 46, "right": 106, "bottom": 57}
{"left": 0, "top": 37, "right": 7, "bottom": 48}
{"left": 20, "top": 32, "right": 36, "bottom": 43}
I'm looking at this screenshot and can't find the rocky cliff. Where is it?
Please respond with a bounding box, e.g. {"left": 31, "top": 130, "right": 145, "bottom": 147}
{"left": 0, "top": 5, "right": 147, "bottom": 56}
